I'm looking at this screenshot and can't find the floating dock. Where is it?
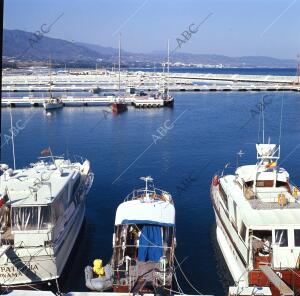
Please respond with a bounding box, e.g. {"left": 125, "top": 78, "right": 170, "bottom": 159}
{"left": 1, "top": 96, "right": 169, "bottom": 108}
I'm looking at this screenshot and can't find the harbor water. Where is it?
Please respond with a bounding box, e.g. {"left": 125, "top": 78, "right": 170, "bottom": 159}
{"left": 1, "top": 90, "right": 300, "bottom": 295}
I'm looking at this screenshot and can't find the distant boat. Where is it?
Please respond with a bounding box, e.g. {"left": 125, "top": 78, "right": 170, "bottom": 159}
{"left": 43, "top": 58, "right": 64, "bottom": 111}
{"left": 89, "top": 87, "right": 101, "bottom": 94}
{"left": 161, "top": 40, "right": 174, "bottom": 107}
{"left": 43, "top": 97, "right": 64, "bottom": 110}
{"left": 112, "top": 98, "right": 127, "bottom": 113}
{"left": 85, "top": 176, "right": 176, "bottom": 293}
{"left": 111, "top": 34, "right": 127, "bottom": 114}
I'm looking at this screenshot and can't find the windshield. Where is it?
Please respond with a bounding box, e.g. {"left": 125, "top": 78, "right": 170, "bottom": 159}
{"left": 12, "top": 206, "right": 52, "bottom": 231}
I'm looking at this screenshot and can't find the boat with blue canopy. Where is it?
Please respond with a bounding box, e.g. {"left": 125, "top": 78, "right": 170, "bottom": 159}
{"left": 85, "top": 176, "right": 176, "bottom": 293}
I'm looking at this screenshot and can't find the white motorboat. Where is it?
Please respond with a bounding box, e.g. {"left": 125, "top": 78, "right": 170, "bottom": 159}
{"left": 85, "top": 176, "right": 176, "bottom": 294}
{"left": 211, "top": 141, "right": 300, "bottom": 295}
{"left": 0, "top": 152, "right": 94, "bottom": 290}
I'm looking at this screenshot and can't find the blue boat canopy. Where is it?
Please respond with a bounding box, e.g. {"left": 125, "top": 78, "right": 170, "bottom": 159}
{"left": 138, "top": 225, "right": 163, "bottom": 262}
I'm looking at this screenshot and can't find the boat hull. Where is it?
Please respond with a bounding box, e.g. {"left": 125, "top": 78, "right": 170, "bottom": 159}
{"left": 211, "top": 187, "right": 248, "bottom": 287}
{"left": 0, "top": 186, "right": 88, "bottom": 288}
{"left": 163, "top": 98, "right": 174, "bottom": 107}
{"left": 112, "top": 102, "right": 127, "bottom": 114}
{"left": 211, "top": 184, "right": 300, "bottom": 295}
{"left": 43, "top": 102, "right": 64, "bottom": 110}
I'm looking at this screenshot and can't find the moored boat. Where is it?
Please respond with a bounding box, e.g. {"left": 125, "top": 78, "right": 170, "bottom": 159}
{"left": 85, "top": 176, "right": 176, "bottom": 293}
{"left": 211, "top": 142, "right": 300, "bottom": 295}
{"left": 43, "top": 97, "right": 64, "bottom": 110}
{"left": 111, "top": 98, "right": 128, "bottom": 114}
{"left": 0, "top": 151, "right": 94, "bottom": 290}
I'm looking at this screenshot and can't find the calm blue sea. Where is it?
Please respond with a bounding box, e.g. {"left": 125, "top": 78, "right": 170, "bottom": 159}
{"left": 1, "top": 90, "right": 300, "bottom": 295}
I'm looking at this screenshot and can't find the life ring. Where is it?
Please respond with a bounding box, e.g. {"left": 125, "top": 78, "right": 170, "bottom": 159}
{"left": 212, "top": 175, "right": 219, "bottom": 186}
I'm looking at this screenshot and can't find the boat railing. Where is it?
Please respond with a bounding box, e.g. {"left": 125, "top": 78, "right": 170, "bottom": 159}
{"left": 113, "top": 244, "right": 173, "bottom": 250}
{"left": 112, "top": 260, "right": 173, "bottom": 289}
{"left": 253, "top": 190, "right": 299, "bottom": 206}
{"left": 124, "top": 188, "right": 172, "bottom": 202}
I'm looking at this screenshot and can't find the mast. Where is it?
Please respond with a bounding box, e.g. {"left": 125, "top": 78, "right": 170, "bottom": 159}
{"left": 118, "top": 33, "right": 121, "bottom": 97}
{"left": 49, "top": 57, "right": 52, "bottom": 98}
{"left": 140, "top": 176, "right": 153, "bottom": 199}
{"left": 9, "top": 107, "right": 16, "bottom": 170}
{"left": 297, "top": 54, "right": 300, "bottom": 85}
{"left": 167, "top": 39, "right": 170, "bottom": 95}
{"left": 262, "top": 96, "right": 265, "bottom": 144}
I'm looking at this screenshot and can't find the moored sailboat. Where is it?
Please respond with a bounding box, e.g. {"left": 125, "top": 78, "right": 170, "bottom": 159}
{"left": 111, "top": 34, "right": 127, "bottom": 114}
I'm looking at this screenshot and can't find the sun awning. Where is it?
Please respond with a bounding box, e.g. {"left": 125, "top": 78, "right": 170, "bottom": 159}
{"left": 115, "top": 199, "right": 175, "bottom": 226}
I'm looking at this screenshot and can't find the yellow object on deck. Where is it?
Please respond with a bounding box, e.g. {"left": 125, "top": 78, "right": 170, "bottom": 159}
{"left": 93, "top": 259, "right": 106, "bottom": 277}
{"left": 293, "top": 187, "right": 299, "bottom": 198}
{"left": 278, "top": 193, "right": 287, "bottom": 206}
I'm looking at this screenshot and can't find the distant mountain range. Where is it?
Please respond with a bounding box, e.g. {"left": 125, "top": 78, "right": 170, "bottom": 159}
{"left": 3, "top": 29, "right": 297, "bottom": 68}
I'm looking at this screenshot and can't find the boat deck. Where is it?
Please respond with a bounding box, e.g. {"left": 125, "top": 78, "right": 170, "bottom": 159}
{"left": 248, "top": 198, "right": 300, "bottom": 210}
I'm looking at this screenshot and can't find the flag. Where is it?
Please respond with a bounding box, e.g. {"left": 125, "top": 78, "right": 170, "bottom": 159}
{"left": 41, "top": 147, "right": 51, "bottom": 156}
{"left": 0, "top": 189, "right": 9, "bottom": 207}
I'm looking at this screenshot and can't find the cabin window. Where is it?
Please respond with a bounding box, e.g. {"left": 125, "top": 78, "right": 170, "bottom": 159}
{"left": 219, "top": 184, "right": 228, "bottom": 209}
{"left": 252, "top": 230, "right": 272, "bottom": 254}
{"left": 245, "top": 181, "right": 254, "bottom": 187}
{"left": 12, "top": 206, "right": 52, "bottom": 231}
{"left": 240, "top": 222, "right": 247, "bottom": 241}
{"left": 256, "top": 180, "right": 274, "bottom": 187}
{"left": 294, "top": 230, "right": 300, "bottom": 247}
{"left": 276, "top": 181, "right": 287, "bottom": 187}
{"left": 275, "top": 229, "right": 288, "bottom": 247}
{"left": 233, "top": 201, "right": 237, "bottom": 224}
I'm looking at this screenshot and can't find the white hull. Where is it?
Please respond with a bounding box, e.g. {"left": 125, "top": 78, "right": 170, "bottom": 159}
{"left": 43, "top": 102, "right": 63, "bottom": 110}
{"left": 0, "top": 200, "right": 85, "bottom": 287}
{"left": 214, "top": 212, "right": 247, "bottom": 286}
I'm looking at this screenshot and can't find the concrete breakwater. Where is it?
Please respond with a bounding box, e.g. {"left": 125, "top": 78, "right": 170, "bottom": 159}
{"left": 2, "top": 71, "right": 300, "bottom": 93}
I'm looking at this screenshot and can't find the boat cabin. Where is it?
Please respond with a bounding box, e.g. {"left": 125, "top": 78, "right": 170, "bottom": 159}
{"left": 0, "top": 159, "right": 87, "bottom": 248}
{"left": 111, "top": 180, "right": 176, "bottom": 292}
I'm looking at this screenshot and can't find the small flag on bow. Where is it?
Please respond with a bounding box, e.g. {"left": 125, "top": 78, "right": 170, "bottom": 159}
{"left": 41, "top": 147, "right": 51, "bottom": 156}
{"left": 0, "top": 188, "right": 9, "bottom": 207}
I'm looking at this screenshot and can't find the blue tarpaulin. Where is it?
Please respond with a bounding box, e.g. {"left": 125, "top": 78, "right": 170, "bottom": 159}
{"left": 138, "top": 225, "right": 163, "bottom": 262}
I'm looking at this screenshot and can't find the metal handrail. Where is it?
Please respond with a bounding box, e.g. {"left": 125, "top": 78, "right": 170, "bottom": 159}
{"left": 124, "top": 188, "right": 171, "bottom": 202}
{"left": 113, "top": 244, "right": 172, "bottom": 249}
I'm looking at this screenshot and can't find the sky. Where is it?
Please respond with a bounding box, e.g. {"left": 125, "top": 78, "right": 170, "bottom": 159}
{"left": 4, "top": 0, "right": 300, "bottom": 59}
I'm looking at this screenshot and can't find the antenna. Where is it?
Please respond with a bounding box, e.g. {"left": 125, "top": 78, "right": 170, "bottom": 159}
{"left": 262, "top": 96, "right": 265, "bottom": 144}
{"left": 236, "top": 150, "right": 244, "bottom": 168}
{"left": 140, "top": 176, "right": 153, "bottom": 196}
{"left": 9, "top": 107, "right": 16, "bottom": 170}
